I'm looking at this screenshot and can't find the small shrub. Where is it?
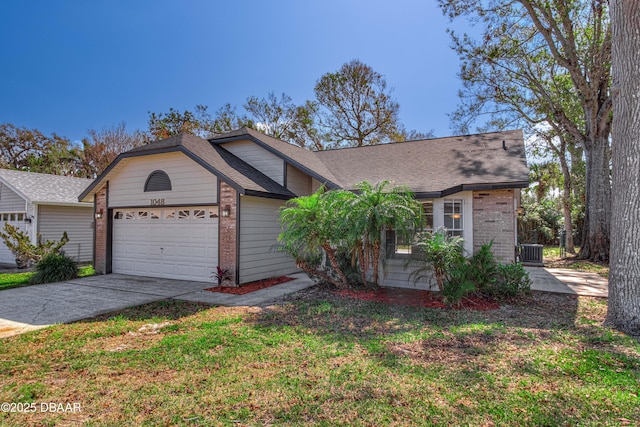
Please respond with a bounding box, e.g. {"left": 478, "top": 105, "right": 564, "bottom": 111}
{"left": 442, "top": 261, "right": 476, "bottom": 306}
{"left": 488, "top": 262, "right": 532, "bottom": 299}
{"left": 467, "top": 242, "right": 498, "bottom": 290}
{"left": 211, "top": 266, "right": 232, "bottom": 287}
{"left": 30, "top": 253, "right": 78, "bottom": 285}
{"left": 408, "top": 228, "right": 465, "bottom": 291}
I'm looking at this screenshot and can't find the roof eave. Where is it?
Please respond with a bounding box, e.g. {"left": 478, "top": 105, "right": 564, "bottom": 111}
{"left": 0, "top": 177, "right": 29, "bottom": 203}
{"left": 243, "top": 190, "right": 296, "bottom": 200}
{"left": 32, "top": 201, "right": 93, "bottom": 208}
{"left": 413, "top": 180, "right": 530, "bottom": 199}
{"left": 210, "top": 133, "right": 341, "bottom": 189}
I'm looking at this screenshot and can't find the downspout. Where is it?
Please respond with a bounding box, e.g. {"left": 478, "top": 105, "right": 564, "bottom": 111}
{"left": 30, "top": 202, "right": 38, "bottom": 246}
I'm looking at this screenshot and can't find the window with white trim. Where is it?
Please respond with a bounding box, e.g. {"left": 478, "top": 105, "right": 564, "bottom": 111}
{"left": 444, "top": 199, "right": 463, "bottom": 238}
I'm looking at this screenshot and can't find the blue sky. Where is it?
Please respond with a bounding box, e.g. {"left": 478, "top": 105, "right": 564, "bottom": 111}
{"left": 1, "top": 1, "right": 466, "bottom": 143}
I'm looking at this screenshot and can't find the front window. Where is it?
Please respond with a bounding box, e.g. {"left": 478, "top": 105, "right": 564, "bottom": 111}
{"left": 388, "top": 200, "right": 434, "bottom": 257}
{"left": 444, "top": 199, "right": 463, "bottom": 238}
{"left": 423, "top": 201, "right": 434, "bottom": 232}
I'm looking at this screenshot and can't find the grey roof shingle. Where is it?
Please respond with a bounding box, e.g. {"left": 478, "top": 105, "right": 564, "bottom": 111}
{"left": 0, "top": 169, "right": 93, "bottom": 205}
{"left": 314, "top": 130, "right": 529, "bottom": 195}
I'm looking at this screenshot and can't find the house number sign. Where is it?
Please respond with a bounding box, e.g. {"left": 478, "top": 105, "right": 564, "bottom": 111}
{"left": 150, "top": 198, "right": 165, "bottom": 206}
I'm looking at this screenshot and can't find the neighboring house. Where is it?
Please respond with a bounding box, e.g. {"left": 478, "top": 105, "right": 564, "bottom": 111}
{"left": 79, "top": 128, "right": 529, "bottom": 288}
{"left": 0, "top": 169, "right": 94, "bottom": 265}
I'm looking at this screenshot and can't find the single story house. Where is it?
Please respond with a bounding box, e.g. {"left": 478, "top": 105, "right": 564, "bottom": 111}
{"left": 79, "top": 128, "right": 528, "bottom": 289}
{"left": 0, "top": 169, "right": 94, "bottom": 265}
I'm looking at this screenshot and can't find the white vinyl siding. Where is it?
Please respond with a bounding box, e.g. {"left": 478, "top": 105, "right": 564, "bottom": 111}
{"left": 222, "top": 140, "right": 285, "bottom": 186}
{"left": 0, "top": 183, "right": 26, "bottom": 211}
{"left": 0, "top": 216, "right": 27, "bottom": 264}
{"left": 108, "top": 152, "right": 218, "bottom": 207}
{"left": 381, "top": 259, "right": 438, "bottom": 290}
{"left": 238, "top": 196, "right": 297, "bottom": 284}
{"left": 37, "top": 205, "right": 93, "bottom": 262}
{"left": 286, "top": 164, "right": 312, "bottom": 196}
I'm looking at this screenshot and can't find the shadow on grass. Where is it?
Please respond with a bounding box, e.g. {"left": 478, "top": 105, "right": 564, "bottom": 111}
{"left": 75, "top": 299, "right": 214, "bottom": 323}
{"left": 252, "top": 286, "right": 638, "bottom": 372}
{"left": 256, "top": 287, "right": 581, "bottom": 336}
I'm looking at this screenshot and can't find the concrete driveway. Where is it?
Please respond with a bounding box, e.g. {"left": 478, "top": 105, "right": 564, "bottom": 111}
{"left": 0, "top": 272, "right": 316, "bottom": 338}
{"left": 0, "top": 274, "right": 211, "bottom": 337}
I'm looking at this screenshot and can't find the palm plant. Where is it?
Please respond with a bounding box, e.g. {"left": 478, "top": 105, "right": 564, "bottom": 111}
{"left": 279, "top": 181, "right": 423, "bottom": 289}
{"left": 408, "top": 228, "right": 465, "bottom": 291}
{"left": 343, "top": 181, "right": 423, "bottom": 287}
{"left": 278, "top": 188, "right": 350, "bottom": 288}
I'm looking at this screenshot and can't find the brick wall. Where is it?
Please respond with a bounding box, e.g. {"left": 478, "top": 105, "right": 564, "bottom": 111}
{"left": 94, "top": 187, "right": 108, "bottom": 274}
{"left": 472, "top": 189, "right": 516, "bottom": 262}
{"left": 219, "top": 181, "right": 238, "bottom": 285}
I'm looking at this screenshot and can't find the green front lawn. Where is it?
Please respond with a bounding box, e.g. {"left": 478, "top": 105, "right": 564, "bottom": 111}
{"left": 0, "top": 289, "right": 638, "bottom": 426}
{"left": 0, "top": 265, "right": 95, "bottom": 290}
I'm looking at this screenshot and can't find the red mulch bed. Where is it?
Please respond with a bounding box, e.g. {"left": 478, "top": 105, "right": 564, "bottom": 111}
{"left": 333, "top": 287, "right": 500, "bottom": 311}
{"left": 205, "top": 276, "right": 295, "bottom": 295}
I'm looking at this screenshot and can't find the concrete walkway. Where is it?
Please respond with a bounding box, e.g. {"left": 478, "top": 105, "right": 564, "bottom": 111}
{"left": 0, "top": 272, "right": 315, "bottom": 338}
{"left": 526, "top": 266, "right": 608, "bottom": 297}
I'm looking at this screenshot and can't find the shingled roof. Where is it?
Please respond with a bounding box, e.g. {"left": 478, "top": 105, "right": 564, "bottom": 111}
{"left": 80, "top": 132, "right": 295, "bottom": 202}
{"left": 80, "top": 128, "right": 528, "bottom": 203}
{"left": 314, "top": 129, "right": 529, "bottom": 197}
{"left": 0, "top": 169, "right": 92, "bottom": 205}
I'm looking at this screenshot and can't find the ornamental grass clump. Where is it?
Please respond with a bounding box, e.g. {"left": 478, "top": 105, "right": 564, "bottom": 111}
{"left": 30, "top": 253, "right": 78, "bottom": 285}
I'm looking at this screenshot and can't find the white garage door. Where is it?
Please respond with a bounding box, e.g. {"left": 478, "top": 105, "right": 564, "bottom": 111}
{"left": 112, "top": 207, "right": 218, "bottom": 282}
{"left": 0, "top": 213, "right": 28, "bottom": 264}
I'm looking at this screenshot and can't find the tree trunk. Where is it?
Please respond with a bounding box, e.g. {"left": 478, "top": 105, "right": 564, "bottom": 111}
{"left": 295, "top": 259, "right": 341, "bottom": 288}
{"left": 580, "top": 135, "right": 611, "bottom": 262}
{"left": 561, "top": 188, "right": 575, "bottom": 254}
{"left": 371, "top": 240, "right": 381, "bottom": 289}
{"left": 557, "top": 140, "right": 576, "bottom": 254}
{"left": 322, "top": 243, "right": 350, "bottom": 288}
{"left": 357, "top": 243, "right": 368, "bottom": 287}
{"left": 605, "top": 0, "right": 640, "bottom": 336}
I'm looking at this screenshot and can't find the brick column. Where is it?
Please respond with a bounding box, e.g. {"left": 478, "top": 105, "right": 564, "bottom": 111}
{"left": 219, "top": 181, "right": 238, "bottom": 285}
{"left": 472, "top": 189, "right": 516, "bottom": 262}
{"left": 94, "top": 187, "right": 108, "bottom": 274}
